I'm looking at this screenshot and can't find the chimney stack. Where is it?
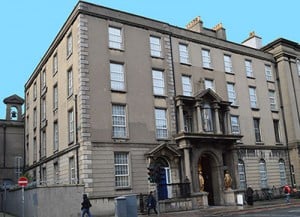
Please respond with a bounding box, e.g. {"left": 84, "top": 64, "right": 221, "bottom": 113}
{"left": 186, "top": 16, "right": 203, "bottom": 33}
{"left": 242, "top": 31, "right": 262, "bottom": 49}
{"left": 213, "top": 23, "right": 226, "bottom": 40}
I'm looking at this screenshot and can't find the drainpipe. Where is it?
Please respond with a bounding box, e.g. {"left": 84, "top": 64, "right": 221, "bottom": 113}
{"left": 74, "top": 94, "right": 80, "bottom": 184}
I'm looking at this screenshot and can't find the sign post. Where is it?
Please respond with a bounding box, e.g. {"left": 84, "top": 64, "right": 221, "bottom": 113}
{"left": 18, "top": 177, "right": 28, "bottom": 217}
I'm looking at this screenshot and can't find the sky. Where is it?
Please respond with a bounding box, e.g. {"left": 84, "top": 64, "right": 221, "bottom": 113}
{"left": 0, "top": 0, "right": 299, "bottom": 119}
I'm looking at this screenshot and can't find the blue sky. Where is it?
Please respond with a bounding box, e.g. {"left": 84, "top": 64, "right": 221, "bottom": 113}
{"left": 0, "top": 0, "right": 299, "bottom": 119}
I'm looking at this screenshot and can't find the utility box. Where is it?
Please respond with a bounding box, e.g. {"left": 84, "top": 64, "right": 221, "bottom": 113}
{"left": 115, "top": 195, "right": 137, "bottom": 217}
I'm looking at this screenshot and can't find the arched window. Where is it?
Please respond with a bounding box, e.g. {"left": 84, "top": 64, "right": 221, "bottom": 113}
{"left": 202, "top": 103, "right": 213, "bottom": 132}
{"left": 259, "top": 159, "right": 268, "bottom": 188}
{"left": 278, "top": 159, "right": 287, "bottom": 186}
{"left": 238, "top": 159, "right": 246, "bottom": 189}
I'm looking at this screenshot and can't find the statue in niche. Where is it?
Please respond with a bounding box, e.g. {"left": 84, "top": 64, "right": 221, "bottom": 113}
{"left": 199, "top": 171, "right": 205, "bottom": 192}
{"left": 224, "top": 170, "right": 232, "bottom": 190}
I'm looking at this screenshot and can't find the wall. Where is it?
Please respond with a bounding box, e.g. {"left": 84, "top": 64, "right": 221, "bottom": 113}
{"left": 1, "top": 185, "right": 84, "bottom": 217}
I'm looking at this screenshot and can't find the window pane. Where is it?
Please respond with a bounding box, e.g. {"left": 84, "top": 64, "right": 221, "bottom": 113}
{"left": 227, "top": 83, "right": 237, "bottom": 105}
{"left": 110, "top": 63, "right": 125, "bottom": 90}
{"left": 182, "top": 75, "right": 192, "bottom": 96}
{"left": 179, "top": 44, "right": 189, "bottom": 64}
{"left": 112, "top": 105, "right": 127, "bottom": 137}
{"left": 202, "top": 49, "right": 211, "bottom": 68}
{"left": 245, "top": 60, "right": 253, "bottom": 77}
{"left": 152, "top": 70, "right": 165, "bottom": 95}
{"left": 155, "top": 109, "right": 168, "bottom": 138}
{"left": 224, "top": 55, "right": 233, "bottom": 73}
{"left": 114, "top": 153, "right": 129, "bottom": 187}
{"left": 265, "top": 65, "right": 273, "bottom": 81}
{"left": 109, "top": 27, "right": 122, "bottom": 49}
{"left": 150, "top": 36, "right": 161, "bottom": 57}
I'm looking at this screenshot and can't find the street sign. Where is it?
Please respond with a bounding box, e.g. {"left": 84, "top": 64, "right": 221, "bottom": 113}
{"left": 18, "top": 177, "right": 28, "bottom": 187}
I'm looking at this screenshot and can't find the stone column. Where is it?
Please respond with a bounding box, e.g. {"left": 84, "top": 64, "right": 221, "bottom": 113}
{"left": 213, "top": 103, "right": 221, "bottom": 134}
{"left": 196, "top": 102, "right": 203, "bottom": 133}
{"left": 178, "top": 100, "right": 185, "bottom": 132}
{"left": 226, "top": 107, "right": 231, "bottom": 134}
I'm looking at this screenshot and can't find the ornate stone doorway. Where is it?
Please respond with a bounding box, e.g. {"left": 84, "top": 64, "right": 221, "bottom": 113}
{"left": 198, "top": 153, "right": 220, "bottom": 205}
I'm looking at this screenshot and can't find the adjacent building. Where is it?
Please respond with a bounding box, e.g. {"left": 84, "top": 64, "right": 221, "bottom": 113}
{"left": 23, "top": 1, "right": 300, "bottom": 215}
{"left": 0, "top": 95, "right": 24, "bottom": 189}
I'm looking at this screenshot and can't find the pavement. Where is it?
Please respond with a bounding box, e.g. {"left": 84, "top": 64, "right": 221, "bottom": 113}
{"left": 140, "top": 197, "right": 300, "bottom": 217}
{"left": 1, "top": 197, "right": 300, "bottom": 217}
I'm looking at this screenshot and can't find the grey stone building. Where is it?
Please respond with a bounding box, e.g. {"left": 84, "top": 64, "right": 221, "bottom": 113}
{"left": 23, "top": 1, "right": 300, "bottom": 215}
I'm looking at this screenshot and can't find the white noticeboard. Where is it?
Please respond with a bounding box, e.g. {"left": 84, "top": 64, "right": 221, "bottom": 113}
{"left": 237, "top": 194, "right": 244, "bottom": 206}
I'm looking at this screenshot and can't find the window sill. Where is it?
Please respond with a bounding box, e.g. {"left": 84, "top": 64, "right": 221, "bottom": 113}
{"left": 255, "top": 142, "right": 264, "bottom": 145}
{"left": 113, "top": 138, "right": 129, "bottom": 142}
{"left": 230, "top": 104, "right": 239, "bottom": 108}
{"left": 251, "top": 107, "right": 260, "bottom": 111}
{"left": 225, "top": 71, "right": 235, "bottom": 75}
{"left": 109, "top": 47, "right": 124, "bottom": 52}
{"left": 271, "top": 109, "right": 279, "bottom": 113}
{"left": 115, "top": 187, "right": 132, "bottom": 191}
{"left": 202, "top": 66, "right": 214, "bottom": 71}
{"left": 153, "top": 94, "right": 167, "bottom": 98}
{"left": 180, "top": 62, "right": 192, "bottom": 66}
{"left": 151, "top": 55, "right": 164, "bottom": 60}
{"left": 246, "top": 76, "right": 256, "bottom": 80}
{"left": 111, "top": 89, "right": 127, "bottom": 94}
{"left": 266, "top": 80, "right": 275, "bottom": 83}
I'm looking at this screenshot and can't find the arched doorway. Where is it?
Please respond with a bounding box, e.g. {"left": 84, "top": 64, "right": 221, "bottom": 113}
{"left": 198, "top": 153, "right": 219, "bottom": 205}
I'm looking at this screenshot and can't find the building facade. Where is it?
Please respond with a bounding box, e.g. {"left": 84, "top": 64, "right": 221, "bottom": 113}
{"left": 24, "top": 1, "right": 300, "bottom": 215}
{"left": 0, "top": 95, "right": 24, "bottom": 189}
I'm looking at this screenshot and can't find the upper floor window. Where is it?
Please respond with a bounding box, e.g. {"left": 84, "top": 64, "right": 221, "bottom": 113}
{"left": 41, "top": 69, "right": 46, "bottom": 89}
{"left": 202, "top": 103, "right": 213, "bottom": 132}
{"left": 253, "top": 118, "right": 262, "bottom": 142}
{"left": 204, "top": 79, "right": 215, "bottom": 91}
{"left": 15, "top": 156, "right": 23, "bottom": 179}
{"left": 231, "top": 115, "right": 240, "bottom": 134}
{"left": 268, "top": 90, "right": 277, "bottom": 110}
{"left": 41, "top": 97, "right": 46, "bottom": 121}
{"left": 249, "top": 87, "right": 258, "bottom": 108}
{"left": 53, "top": 121, "right": 59, "bottom": 151}
{"left": 41, "top": 130, "right": 46, "bottom": 157}
{"left": 67, "top": 32, "right": 73, "bottom": 57}
{"left": 179, "top": 44, "right": 189, "bottom": 64}
{"left": 33, "top": 82, "right": 37, "bottom": 100}
{"left": 152, "top": 69, "right": 165, "bottom": 96}
{"left": 67, "top": 68, "right": 73, "bottom": 97}
{"left": 33, "top": 107, "right": 37, "bottom": 129}
{"left": 150, "top": 36, "right": 161, "bottom": 57}
{"left": 155, "top": 108, "right": 168, "bottom": 139}
{"left": 265, "top": 64, "right": 273, "bottom": 81}
{"left": 273, "top": 119, "right": 281, "bottom": 143}
{"left": 224, "top": 54, "right": 233, "bottom": 73}
{"left": 297, "top": 59, "right": 300, "bottom": 76}
{"left": 110, "top": 62, "right": 125, "bottom": 91}
{"left": 114, "top": 152, "right": 130, "bottom": 188}
{"left": 181, "top": 75, "right": 192, "bottom": 96}
{"left": 53, "top": 53, "right": 58, "bottom": 74}
{"left": 33, "top": 137, "right": 37, "bottom": 162}
{"left": 227, "top": 83, "right": 237, "bottom": 105}
{"left": 68, "top": 109, "right": 74, "bottom": 144}
{"left": 259, "top": 159, "right": 268, "bottom": 188}
{"left": 245, "top": 59, "right": 254, "bottom": 77}
{"left": 112, "top": 104, "right": 127, "bottom": 138}
{"left": 53, "top": 84, "right": 58, "bottom": 110}
{"left": 41, "top": 167, "right": 47, "bottom": 186}
{"left": 202, "top": 49, "right": 212, "bottom": 68}
{"left": 109, "top": 26, "right": 122, "bottom": 49}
